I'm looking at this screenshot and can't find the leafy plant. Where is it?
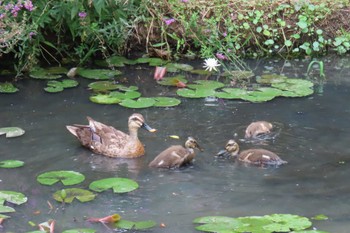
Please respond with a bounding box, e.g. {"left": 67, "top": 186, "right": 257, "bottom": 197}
{"left": 115, "top": 220, "right": 157, "bottom": 230}
{"left": 0, "top": 160, "right": 24, "bottom": 168}
{"left": 89, "top": 177, "right": 139, "bottom": 193}
{"left": 0, "top": 127, "right": 25, "bottom": 138}
{"left": 53, "top": 188, "right": 95, "bottom": 203}
{"left": 0, "top": 83, "right": 19, "bottom": 93}
{"left": 37, "top": 170, "right": 85, "bottom": 186}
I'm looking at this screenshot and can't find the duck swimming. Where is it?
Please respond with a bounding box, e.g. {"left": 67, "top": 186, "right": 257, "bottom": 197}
{"left": 149, "top": 137, "right": 203, "bottom": 168}
{"left": 245, "top": 121, "right": 273, "bottom": 139}
{"left": 217, "top": 139, "right": 287, "bottom": 166}
{"left": 66, "top": 113, "right": 156, "bottom": 158}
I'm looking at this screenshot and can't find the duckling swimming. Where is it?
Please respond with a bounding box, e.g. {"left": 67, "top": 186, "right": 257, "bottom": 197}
{"left": 66, "top": 113, "right": 156, "bottom": 158}
{"left": 245, "top": 121, "right": 273, "bottom": 139}
{"left": 149, "top": 137, "right": 203, "bottom": 169}
{"left": 217, "top": 139, "right": 287, "bottom": 166}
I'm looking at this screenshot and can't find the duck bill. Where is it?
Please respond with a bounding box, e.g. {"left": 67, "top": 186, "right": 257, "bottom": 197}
{"left": 142, "top": 123, "right": 157, "bottom": 132}
{"left": 216, "top": 149, "right": 230, "bottom": 157}
{"left": 195, "top": 142, "right": 204, "bottom": 152}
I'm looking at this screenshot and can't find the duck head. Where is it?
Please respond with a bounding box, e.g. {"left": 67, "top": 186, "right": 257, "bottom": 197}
{"left": 217, "top": 139, "right": 239, "bottom": 157}
{"left": 128, "top": 113, "right": 156, "bottom": 132}
{"left": 185, "top": 137, "right": 203, "bottom": 151}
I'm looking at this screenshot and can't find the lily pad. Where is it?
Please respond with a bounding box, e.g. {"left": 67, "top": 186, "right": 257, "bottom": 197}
{"left": 109, "top": 91, "right": 141, "bottom": 100}
{"left": 157, "top": 76, "right": 188, "bottom": 86}
{"left": 311, "top": 214, "right": 328, "bottom": 220}
{"left": 0, "top": 191, "right": 28, "bottom": 205}
{"left": 256, "top": 74, "right": 288, "bottom": 84}
{"left": 272, "top": 79, "right": 314, "bottom": 97}
{"left": 89, "top": 93, "right": 122, "bottom": 104}
{"left": 0, "top": 82, "right": 19, "bottom": 93}
{"left": 264, "top": 214, "right": 312, "bottom": 232}
{"left": 62, "top": 229, "right": 96, "bottom": 233}
{"left": 105, "top": 55, "right": 137, "bottom": 66}
{"left": 166, "top": 63, "right": 194, "bottom": 72}
{"left": 37, "top": 170, "right": 85, "bottom": 186}
{"left": 46, "top": 66, "right": 69, "bottom": 74}
{"left": 29, "top": 68, "right": 62, "bottom": 80}
{"left": 153, "top": 97, "right": 181, "bottom": 107}
{"left": 117, "top": 85, "right": 139, "bottom": 92}
{"left": 177, "top": 88, "right": 216, "bottom": 98}
{"left": 0, "top": 213, "right": 10, "bottom": 219}
{"left": 222, "top": 70, "right": 254, "bottom": 79}
{"left": 89, "top": 177, "right": 139, "bottom": 193}
{"left": 77, "top": 68, "right": 121, "bottom": 80}
{"left": 0, "top": 127, "right": 25, "bottom": 138}
{"left": 115, "top": 220, "right": 156, "bottom": 230}
{"left": 88, "top": 81, "right": 122, "bottom": 92}
{"left": 119, "top": 98, "right": 155, "bottom": 108}
{"left": 190, "top": 69, "right": 212, "bottom": 75}
{"left": 215, "top": 88, "right": 248, "bottom": 99}
{"left": 187, "top": 80, "right": 225, "bottom": 90}
{"left": 0, "top": 160, "right": 24, "bottom": 168}
{"left": 53, "top": 188, "right": 96, "bottom": 203}
{"left": 193, "top": 216, "right": 240, "bottom": 224}
{"left": 44, "top": 85, "right": 64, "bottom": 93}
{"left": 0, "top": 205, "right": 15, "bottom": 213}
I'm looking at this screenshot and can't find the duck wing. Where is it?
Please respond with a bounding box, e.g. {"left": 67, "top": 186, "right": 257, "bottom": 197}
{"left": 149, "top": 145, "right": 188, "bottom": 168}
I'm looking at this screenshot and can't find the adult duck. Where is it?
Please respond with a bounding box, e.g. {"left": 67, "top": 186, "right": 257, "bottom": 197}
{"left": 149, "top": 137, "right": 203, "bottom": 168}
{"left": 245, "top": 121, "right": 273, "bottom": 139}
{"left": 217, "top": 139, "right": 287, "bottom": 166}
{"left": 66, "top": 113, "right": 156, "bottom": 158}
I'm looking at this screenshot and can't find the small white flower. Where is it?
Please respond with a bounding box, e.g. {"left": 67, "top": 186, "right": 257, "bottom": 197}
{"left": 203, "top": 58, "right": 221, "bottom": 72}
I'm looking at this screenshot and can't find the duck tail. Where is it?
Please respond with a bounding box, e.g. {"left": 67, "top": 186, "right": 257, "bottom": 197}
{"left": 66, "top": 125, "right": 79, "bottom": 137}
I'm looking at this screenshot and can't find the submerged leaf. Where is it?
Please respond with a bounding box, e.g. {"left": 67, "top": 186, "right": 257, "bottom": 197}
{"left": 37, "top": 170, "right": 85, "bottom": 186}
{"left": 53, "top": 188, "right": 95, "bottom": 203}
{"left": 0, "top": 127, "right": 25, "bottom": 138}
{"left": 89, "top": 177, "right": 139, "bottom": 193}
{"left": 0, "top": 160, "right": 24, "bottom": 168}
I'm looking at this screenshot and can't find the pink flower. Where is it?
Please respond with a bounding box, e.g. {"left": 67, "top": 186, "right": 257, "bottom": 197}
{"left": 181, "top": 0, "right": 189, "bottom": 2}
{"left": 216, "top": 53, "right": 227, "bottom": 60}
{"left": 164, "top": 18, "right": 175, "bottom": 26}
{"left": 78, "top": 11, "right": 87, "bottom": 19}
{"left": 29, "top": 31, "right": 36, "bottom": 39}
{"left": 24, "top": 0, "right": 34, "bottom": 11}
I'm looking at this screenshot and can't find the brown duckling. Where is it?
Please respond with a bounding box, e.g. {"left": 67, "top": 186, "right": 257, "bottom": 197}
{"left": 66, "top": 113, "right": 156, "bottom": 158}
{"left": 149, "top": 137, "right": 203, "bottom": 168}
{"left": 245, "top": 121, "right": 273, "bottom": 139}
{"left": 217, "top": 139, "right": 287, "bottom": 166}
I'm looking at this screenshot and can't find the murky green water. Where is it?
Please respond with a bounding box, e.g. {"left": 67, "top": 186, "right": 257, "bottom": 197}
{"left": 1, "top": 56, "right": 350, "bottom": 232}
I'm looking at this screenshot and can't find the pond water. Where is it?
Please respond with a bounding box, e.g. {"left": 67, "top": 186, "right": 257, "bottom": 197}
{"left": 1, "top": 56, "right": 350, "bottom": 232}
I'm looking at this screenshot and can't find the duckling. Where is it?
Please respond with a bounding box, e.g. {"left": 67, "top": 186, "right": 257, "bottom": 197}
{"left": 245, "top": 121, "right": 273, "bottom": 139}
{"left": 66, "top": 113, "right": 156, "bottom": 158}
{"left": 217, "top": 139, "right": 287, "bottom": 166}
{"left": 149, "top": 137, "right": 203, "bottom": 168}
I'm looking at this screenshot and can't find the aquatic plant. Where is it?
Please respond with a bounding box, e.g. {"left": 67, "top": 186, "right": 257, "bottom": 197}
{"left": 0, "top": 127, "right": 25, "bottom": 138}
{"left": 44, "top": 79, "right": 79, "bottom": 93}
{"left": 53, "top": 188, "right": 96, "bottom": 203}
{"left": 89, "top": 177, "right": 139, "bottom": 193}
{"left": 37, "top": 170, "right": 85, "bottom": 186}
{"left": 0, "top": 160, "right": 24, "bottom": 168}
{"left": 0, "top": 82, "right": 19, "bottom": 93}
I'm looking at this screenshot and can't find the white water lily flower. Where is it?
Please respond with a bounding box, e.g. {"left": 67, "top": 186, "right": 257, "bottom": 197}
{"left": 203, "top": 58, "right": 221, "bottom": 72}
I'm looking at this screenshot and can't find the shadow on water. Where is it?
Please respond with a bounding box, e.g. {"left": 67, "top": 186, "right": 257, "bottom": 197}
{"left": 1, "top": 56, "right": 350, "bottom": 232}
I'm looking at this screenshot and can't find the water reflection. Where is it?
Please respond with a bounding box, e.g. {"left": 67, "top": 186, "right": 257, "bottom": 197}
{"left": 1, "top": 56, "right": 350, "bottom": 232}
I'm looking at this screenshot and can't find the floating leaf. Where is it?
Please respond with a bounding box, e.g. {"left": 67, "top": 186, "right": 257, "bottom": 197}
{"left": 177, "top": 88, "right": 216, "bottom": 98}
{"left": 109, "top": 91, "right": 141, "bottom": 100}
{"left": 44, "top": 86, "right": 64, "bottom": 93}
{"left": 311, "top": 214, "right": 328, "bottom": 220}
{"left": 0, "top": 127, "right": 25, "bottom": 138}
{"left": 135, "top": 57, "right": 167, "bottom": 66}
{"left": 45, "top": 79, "right": 79, "bottom": 92}
{"left": 0, "top": 82, "right": 19, "bottom": 93}
{"left": 77, "top": 68, "right": 121, "bottom": 80}
{"left": 115, "top": 220, "right": 156, "bottom": 230}
{"left": 193, "top": 216, "right": 239, "bottom": 224}
{"left": 272, "top": 79, "right": 314, "bottom": 97}
{"left": 46, "top": 66, "right": 69, "bottom": 74}
{"left": 88, "top": 81, "right": 122, "bottom": 92}
{"left": 0, "top": 213, "right": 10, "bottom": 219}
{"left": 37, "top": 170, "right": 85, "bottom": 186}
{"left": 256, "top": 74, "right": 287, "bottom": 84}
{"left": 89, "top": 177, "right": 139, "bottom": 193}
{"left": 0, "top": 205, "right": 15, "bottom": 213}
{"left": 0, "top": 191, "right": 28, "bottom": 205}
{"left": 195, "top": 222, "right": 243, "bottom": 232}
{"left": 153, "top": 97, "right": 181, "bottom": 107}
{"left": 264, "top": 214, "right": 312, "bottom": 231}
{"left": 119, "top": 98, "right": 155, "bottom": 108}
{"left": 62, "top": 229, "right": 96, "bottom": 233}
{"left": 105, "top": 55, "right": 137, "bottom": 66}
{"left": 0, "top": 160, "right": 24, "bottom": 168}
{"left": 215, "top": 88, "right": 248, "bottom": 99}
{"left": 53, "top": 188, "right": 95, "bottom": 203}
{"left": 187, "top": 80, "right": 225, "bottom": 90}
{"left": 60, "top": 79, "right": 79, "bottom": 88}
{"left": 29, "top": 68, "right": 62, "bottom": 80}
{"left": 157, "top": 76, "right": 188, "bottom": 86}
{"left": 117, "top": 85, "right": 139, "bottom": 92}
{"left": 166, "top": 63, "right": 194, "bottom": 72}
{"left": 89, "top": 93, "right": 122, "bottom": 104}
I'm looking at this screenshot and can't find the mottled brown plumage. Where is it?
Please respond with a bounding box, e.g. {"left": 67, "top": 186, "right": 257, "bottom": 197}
{"left": 149, "top": 137, "right": 202, "bottom": 168}
{"left": 245, "top": 121, "right": 273, "bottom": 138}
{"left": 66, "top": 113, "right": 155, "bottom": 158}
{"left": 217, "top": 139, "right": 287, "bottom": 166}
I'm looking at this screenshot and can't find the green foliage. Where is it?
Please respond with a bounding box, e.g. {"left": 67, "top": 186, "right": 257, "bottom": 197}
{"left": 37, "top": 170, "right": 85, "bottom": 186}
{"left": 0, "top": 160, "right": 24, "bottom": 169}
{"left": 0, "top": 127, "right": 25, "bottom": 138}
{"left": 115, "top": 220, "right": 157, "bottom": 230}
{"left": 53, "top": 188, "right": 96, "bottom": 203}
{"left": 0, "top": 190, "right": 28, "bottom": 206}
{"left": 0, "top": 82, "right": 19, "bottom": 93}
{"left": 89, "top": 177, "right": 139, "bottom": 193}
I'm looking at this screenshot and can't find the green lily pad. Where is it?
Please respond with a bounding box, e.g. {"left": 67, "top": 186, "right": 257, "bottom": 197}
{"left": 109, "top": 91, "right": 141, "bottom": 100}
{"left": 89, "top": 177, "right": 139, "bottom": 193}
{"left": 117, "top": 85, "right": 139, "bottom": 92}
{"left": 119, "top": 98, "right": 155, "bottom": 108}
{"left": 237, "top": 216, "right": 274, "bottom": 233}
{"left": 115, "top": 220, "right": 156, "bottom": 230}
{"left": 291, "top": 231, "right": 329, "bottom": 233}
{"left": 311, "top": 214, "right": 328, "bottom": 220}
{"left": 166, "top": 63, "right": 194, "bottom": 72}
{"left": 37, "top": 170, "right": 85, "bottom": 186}
{"left": 0, "top": 191, "right": 28, "bottom": 205}
{"left": 215, "top": 88, "right": 248, "bottom": 99}
{"left": 187, "top": 80, "right": 225, "bottom": 90}
{"left": 53, "top": 188, "right": 96, "bottom": 203}
{"left": 0, "top": 127, "right": 25, "bottom": 138}
{"left": 29, "top": 68, "right": 62, "bottom": 80}
{"left": 0, "top": 160, "right": 24, "bottom": 168}
{"left": 222, "top": 70, "right": 254, "bottom": 79}
{"left": 193, "top": 216, "right": 240, "bottom": 224}
{"left": 177, "top": 88, "right": 216, "bottom": 98}
{"left": 157, "top": 76, "right": 188, "bottom": 86}
{"left": 89, "top": 93, "right": 122, "bottom": 104}
{"left": 256, "top": 74, "right": 288, "bottom": 84}
{"left": 0, "top": 82, "right": 19, "bottom": 93}
{"left": 62, "top": 229, "right": 96, "bottom": 233}
{"left": 195, "top": 222, "right": 243, "bottom": 232}
{"left": 46, "top": 66, "right": 69, "bottom": 74}
{"left": 44, "top": 85, "right": 64, "bottom": 93}
{"left": 263, "top": 214, "right": 312, "bottom": 232}
{"left": 77, "top": 68, "right": 122, "bottom": 80}
{"left": 88, "top": 81, "right": 123, "bottom": 92}
{"left": 56, "top": 79, "right": 79, "bottom": 88}
{"left": 153, "top": 97, "right": 181, "bottom": 107}
{"left": 0, "top": 214, "right": 10, "bottom": 219}
{"left": 190, "top": 69, "right": 212, "bottom": 75}
{"left": 272, "top": 79, "right": 314, "bottom": 97}
{"left": 106, "top": 55, "right": 137, "bottom": 66}
{"left": 0, "top": 205, "right": 15, "bottom": 213}
{"left": 240, "top": 92, "right": 276, "bottom": 102}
